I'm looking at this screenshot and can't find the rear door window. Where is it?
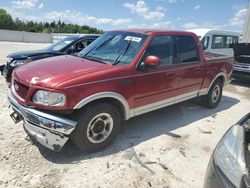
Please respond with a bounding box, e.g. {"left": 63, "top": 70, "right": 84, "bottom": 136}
{"left": 175, "top": 36, "right": 199, "bottom": 63}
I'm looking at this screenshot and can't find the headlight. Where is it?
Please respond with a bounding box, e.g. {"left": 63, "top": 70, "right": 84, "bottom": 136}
{"left": 214, "top": 125, "right": 247, "bottom": 187}
{"left": 32, "top": 90, "right": 66, "bottom": 107}
{"left": 10, "top": 58, "right": 32, "bottom": 67}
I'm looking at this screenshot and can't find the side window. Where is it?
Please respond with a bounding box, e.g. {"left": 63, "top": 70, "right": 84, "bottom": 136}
{"left": 75, "top": 39, "right": 94, "bottom": 52}
{"left": 227, "top": 36, "right": 238, "bottom": 48}
{"left": 201, "top": 36, "right": 209, "bottom": 50}
{"left": 212, "top": 35, "right": 239, "bottom": 49}
{"left": 226, "top": 36, "right": 235, "bottom": 48}
{"left": 212, "top": 35, "right": 225, "bottom": 49}
{"left": 82, "top": 39, "right": 94, "bottom": 48}
{"left": 234, "top": 36, "right": 239, "bottom": 43}
{"left": 143, "top": 35, "right": 173, "bottom": 67}
{"left": 176, "top": 36, "right": 199, "bottom": 63}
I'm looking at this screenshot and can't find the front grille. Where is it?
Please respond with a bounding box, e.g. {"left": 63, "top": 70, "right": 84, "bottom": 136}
{"left": 13, "top": 80, "right": 29, "bottom": 100}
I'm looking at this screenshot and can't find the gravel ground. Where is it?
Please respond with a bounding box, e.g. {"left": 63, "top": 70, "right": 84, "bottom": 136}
{"left": 0, "top": 41, "right": 250, "bottom": 188}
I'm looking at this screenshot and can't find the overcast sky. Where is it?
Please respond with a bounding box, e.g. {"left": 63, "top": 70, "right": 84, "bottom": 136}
{"left": 0, "top": 0, "right": 248, "bottom": 32}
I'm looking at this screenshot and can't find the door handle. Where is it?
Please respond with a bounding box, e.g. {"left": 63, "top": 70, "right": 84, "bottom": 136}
{"left": 194, "top": 68, "right": 202, "bottom": 73}
{"left": 166, "top": 73, "right": 175, "bottom": 78}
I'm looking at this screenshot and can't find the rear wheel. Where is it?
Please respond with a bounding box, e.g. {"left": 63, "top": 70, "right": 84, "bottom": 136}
{"left": 71, "top": 103, "right": 121, "bottom": 152}
{"left": 201, "top": 80, "right": 223, "bottom": 108}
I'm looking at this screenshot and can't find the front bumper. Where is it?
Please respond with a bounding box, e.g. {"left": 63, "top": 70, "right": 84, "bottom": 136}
{"left": 8, "top": 90, "right": 77, "bottom": 151}
{"left": 233, "top": 62, "right": 250, "bottom": 80}
{"left": 233, "top": 70, "right": 250, "bottom": 80}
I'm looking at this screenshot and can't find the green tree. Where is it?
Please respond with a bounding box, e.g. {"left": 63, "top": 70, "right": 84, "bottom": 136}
{"left": 0, "top": 9, "right": 14, "bottom": 29}
{"left": 26, "top": 21, "right": 35, "bottom": 32}
{"left": 14, "top": 18, "right": 25, "bottom": 31}
{"left": 0, "top": 8, "right": 104, "bottom": 34}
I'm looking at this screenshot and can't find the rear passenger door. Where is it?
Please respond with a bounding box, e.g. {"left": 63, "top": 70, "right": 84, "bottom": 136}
{"left": 175, "top": 36, "right": 204, "bottom": 98}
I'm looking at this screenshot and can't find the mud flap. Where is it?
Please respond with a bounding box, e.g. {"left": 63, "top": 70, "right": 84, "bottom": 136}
{"left": 10, "top": 111, "right": 23, "bottom": 123}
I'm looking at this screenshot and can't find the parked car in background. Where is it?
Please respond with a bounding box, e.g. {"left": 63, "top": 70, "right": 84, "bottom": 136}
{"left": 233, "top": 43, "right": 250, "bottom": 80}
{"left": 8, "top": 29, "right": 234, "bottom": 152}
{"left": 0, "top": 34, "right": 100, "bottom": 85}
{"left": 204, "top": 113, "right": 250, "bottom": 188}
{"left": 188, "top": 29, "right": 240, "bottom": 56}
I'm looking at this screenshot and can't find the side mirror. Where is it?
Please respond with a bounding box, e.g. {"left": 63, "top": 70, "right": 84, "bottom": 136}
{"left": 144, "top": 55, "right": 160, "bottom": 67}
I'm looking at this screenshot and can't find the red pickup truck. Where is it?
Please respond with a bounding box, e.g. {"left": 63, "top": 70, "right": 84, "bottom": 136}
{"left": 8, "top": 29, "right": 234, "bottom": 152}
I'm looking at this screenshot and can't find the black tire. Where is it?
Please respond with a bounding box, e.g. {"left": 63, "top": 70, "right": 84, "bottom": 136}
{"left": 201, "top": 80, "right": 223, "bottom": 108}
{"left": 70, "top": 103, "right": 121, "bottom": 152}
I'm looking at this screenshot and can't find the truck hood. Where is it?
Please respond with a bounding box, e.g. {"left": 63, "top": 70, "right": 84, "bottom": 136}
{"left": 8, "top": 50, "right": 62, "bottom": 59}
{"left": 233, "top": 43, "right": 250, "bottom": 56}
{"left": 233, "top": 43, "right": 250, "bottom": 64}
{"left": 14, "top": 55, "right": 111, "bottom": 88}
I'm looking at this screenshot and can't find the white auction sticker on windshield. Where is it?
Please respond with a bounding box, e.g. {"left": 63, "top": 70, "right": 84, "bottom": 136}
{"left": 125, "top": 36, "right": 142, "bottom": 42}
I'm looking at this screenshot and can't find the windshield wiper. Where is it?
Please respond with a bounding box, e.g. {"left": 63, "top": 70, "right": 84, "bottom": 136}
{"left": 112, "top": 39, "right": 132, "bottom": 65}
{"left": 82, "top": 56, "right": 109, "bottom": 65}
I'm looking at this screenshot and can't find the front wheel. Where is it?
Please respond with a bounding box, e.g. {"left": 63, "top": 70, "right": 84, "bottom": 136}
{"left": 71, "top": 103, "right": 121, "bottom": 152}
{"left": 201, "top": 80, "right": 223, "bottom": 108}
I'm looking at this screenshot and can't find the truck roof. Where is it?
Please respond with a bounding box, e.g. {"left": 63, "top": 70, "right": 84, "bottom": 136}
{"left": 114, "top": 29, "right": 196, "bottom": 36}
{"left": 187, "top": 28, "right": 240, "bottom": 38}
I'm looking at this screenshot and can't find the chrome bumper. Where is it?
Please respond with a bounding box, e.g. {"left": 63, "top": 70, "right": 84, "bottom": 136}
{"left": 233, "top": 62, "right": 250, "bottom": 73}
{"left": 8, "top": 90, "right": 77, "bottom": 151}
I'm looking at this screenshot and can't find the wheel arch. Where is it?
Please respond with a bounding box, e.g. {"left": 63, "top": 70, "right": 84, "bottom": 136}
{"left": 206, "top": 72, "right": 226, "bottom": 95}
{"left": 73, "top": 92, "right": 131, "bottom": 120}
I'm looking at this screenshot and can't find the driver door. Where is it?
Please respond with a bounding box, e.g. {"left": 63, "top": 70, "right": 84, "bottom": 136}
{"left": 132, "top": 35, "right": 178, "bottom": 115}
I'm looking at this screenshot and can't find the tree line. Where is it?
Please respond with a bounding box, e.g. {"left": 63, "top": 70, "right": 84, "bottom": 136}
{"left": 0, "top": 9, "right": 103, "bottom": 34}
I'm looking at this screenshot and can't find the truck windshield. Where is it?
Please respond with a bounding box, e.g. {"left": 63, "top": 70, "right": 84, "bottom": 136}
{"left": 44, "top": 36, "right": 78, "bottom": 51}
{"left": 79, "top": 31, "right": 147, "bottom": 65}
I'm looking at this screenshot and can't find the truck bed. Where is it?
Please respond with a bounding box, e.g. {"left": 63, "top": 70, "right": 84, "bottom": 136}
{"left": 204, "top": 52, "right": 231, "bottom": 61}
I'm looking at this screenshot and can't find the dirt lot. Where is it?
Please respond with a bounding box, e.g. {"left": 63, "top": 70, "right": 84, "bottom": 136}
{"left": 0, "top": 41, "right": 250, "bottom": 188}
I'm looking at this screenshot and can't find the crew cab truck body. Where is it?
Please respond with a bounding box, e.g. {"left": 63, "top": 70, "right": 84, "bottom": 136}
{"left": 8, "top": 29, "right": 234, "bottom": 152}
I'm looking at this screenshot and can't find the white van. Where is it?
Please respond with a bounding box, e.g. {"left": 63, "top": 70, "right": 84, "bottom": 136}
{"left": 188, "top": 29, "right": 240, "bottom": 56}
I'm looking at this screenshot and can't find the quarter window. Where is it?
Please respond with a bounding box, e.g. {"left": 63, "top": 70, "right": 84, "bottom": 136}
{"left": 176, "top": 36, "right": 199, "bottom": 63}
{"left": 143, "top": 35, "right": 173, "bottom": 67}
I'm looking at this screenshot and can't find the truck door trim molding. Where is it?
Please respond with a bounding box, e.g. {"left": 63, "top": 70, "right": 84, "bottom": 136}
{"left": 132, "top": 90, "right": 199, "bottom": 117}
{"left": 73, "top": 92, "right": 131, "bottom": 120}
